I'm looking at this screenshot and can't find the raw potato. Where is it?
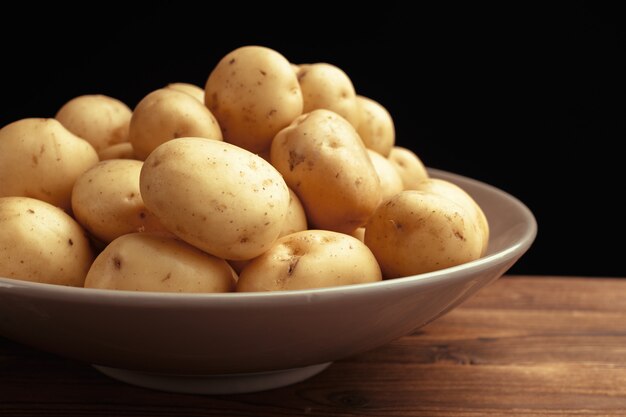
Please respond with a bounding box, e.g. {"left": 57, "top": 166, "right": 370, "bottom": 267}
{"left": 282, "top": 188, "right": 308, "bottom": 237}
{"left": 72, "top": 160, "right": 169, "bottom": 243}
{"left": 297, "top": 63, "right": 359, "bottom": 127}
{"left": 140, "top": 137, "right": 290, "bottom": 260}
{"left": 84, "top": 233, "right": 236, "bottom": 293}
{"left": 413, "top": 178, "right": 489, "bottom": 256}
{"left": 228, "top": 188, "right": 307, "bottom": 275}
{"left": 367, "top": 149, "right": 404, "bottom": 202}
{"left": 388, "top": 146, "right": 429, "bottom": 190}
{"left": 205, "top": 46, "right": 303, "bottom": 153}
{"left": 237, "top": 230, "right": 382, "bottom": 291}
{"left": 365, "top": 191, "right": 483, "bottom": 278}
{"left": 98, "top": 142, "right": 135, "bottom": 160}
{"left": 271, "top": 109, "right": 381, "bottom": 233}
{"left": 56, "top": 94, "right": 132, "bottom": 152}
{"left": 129, "top": 88, "right": 223, "bottom": 160}
{"left": 165, "top": 82, "right": 205, "bottom": 102}
{"left": 356, "top": 96, "right": 395, "bottom": 156}
{"left": 349, "top": 227, "right": 366, "bottom": 242}
{"left": 0, "top": 197, "right": 94, "bottom": 286}
{"left": 0, "top": 118, "right": 99, "bottom": 211}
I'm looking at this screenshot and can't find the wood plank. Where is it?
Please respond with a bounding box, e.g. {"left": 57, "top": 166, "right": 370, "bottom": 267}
{"left": 1, "top": 276, "right": 626, "bottom": 416}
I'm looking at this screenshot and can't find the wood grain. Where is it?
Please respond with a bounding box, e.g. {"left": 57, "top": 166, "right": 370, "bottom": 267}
{"left": 1, "top": 276, "right": 626, "bottom": 416}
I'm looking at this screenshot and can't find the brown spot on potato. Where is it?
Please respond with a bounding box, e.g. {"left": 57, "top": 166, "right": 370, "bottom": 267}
{"left": 151, "top": 159, "right": 161, "bottom": 168}
{"left": 229, "top": 58, "right": 236, "bottom": 65}
{"left": 27, "top": 209, "right": 35, "bottom": 214}
{"left": 259, "top": 69, "right": 267, "bottom": 76}
{"left": 453, "top": 230, "right": 466, "bottom": 241}
{"left": 288, "top": 150, "right": 305, "bottom": 171}
{"left": 161, "top": 272, "right": 171, "bottom": 282}
{"left": 287, "top": 256, "right": 300, "bottom": 276}
{"left": 212, "top": 199, "right": 228, "bottom": 213}
{"left": 68, "top": 238, "right": 73, "bottom": 246}
{"left": 113, "top": 256, "right": 122, "bottom": 270}
{"left": 32, "top": 155, "right": 38, "bottom": 165}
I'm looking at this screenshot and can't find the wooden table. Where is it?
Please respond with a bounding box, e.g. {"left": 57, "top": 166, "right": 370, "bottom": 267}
{"left": 2, "top": 276, "right": 626, "bottom": 416}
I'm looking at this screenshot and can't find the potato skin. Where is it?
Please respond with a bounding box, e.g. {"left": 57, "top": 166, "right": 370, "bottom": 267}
{"left": 367, "top": 149, "right": 404, "bottom": 202}
{"left": 56, "top": 94, "right": 132, "bottom": 152}
{"left": 237, "top": 230, "right": 381, "bottom": 291}
{"left": 413, "top": 178, "right": 489, "bottom": 256}
{"left": 356, "top": 96, "right": 395, "bottom": 156}
{"left": 227, "top": 188, "right": 306, "bottom": 275}
{"left": 364, "top": 191, "right": 483, "bottom": 278}
{"left": 84, "top": 233, "right": 236, "bottom": 293}
{"left": 129, "top": 88, "right": 222, "bottom": 160}
{"left": 165, "top": 82, "right": 205, "bottom": 102}
{"left": 387, "top": 146, "right": 429, "bottom": 190}
{"left": 71, "top": 159, "right": 169, "bottom": 243}
{"left": 297, "top": 63, "right": 359, "bottom": 127}
{"left": 0, "top": 118, "right": 99, "bottom": 211}
{"left": 205, "top": 46, "right": 303, "bottom": 153}
{"left": 281, "top": 188, "right": 308, "bottom": 237}
{"left": 0, "top": 197, "right": 94, "bottom": 286}
{"left": 98, "top": 142, "right": 135, "bottom": 161}
{"left": 271, "top": 109, "right": 381, "bottom": 233}
{"left": 140, "top": 138, "right": 290, "bottom": 260}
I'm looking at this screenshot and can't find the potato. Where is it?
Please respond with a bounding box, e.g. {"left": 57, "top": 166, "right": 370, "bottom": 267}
{"left": 228, "top": 188, "right": 307, "bottom": 275}
{"left": 0, "top": 197, "right": 94, "bottom": 286}
{"left": 98, "top": 142, "right": 135, "bottom": 160}
{"left": 55, "top": 94, "right": 132, "bottom": 152}
{"left": 140, "top": 137, "right": 290, "bottom": 260}
{"left": 387, "top": 146, "right": 429, "bottom": 190}
{"left": 129, "top": 88, "right": 222, "bottom": 160}
{"left": 297, "top": 63, "right": 359, "bottom": 127}
{"left": 413, "top": 178, "right": 489, "bottom": 256}
{"left": 364, "top": 191, "right": 483, "bottom": 278}
{"left": 282, "top": 188, "right": 308, "bottom": 237}
{"left": 237, "top": 230, "right": 381, "bottom": 291}
{"left": 84, "top": 233, "right": 236, "bottom": 293}
{"left": 271, "top": 109, "right": 381, "bottom": 233}
{"left": 349, "top": 227, "right": 365, "bottom": 242}
{"left": 367, "top": 149, "right": 404, "bottom": 202}
{"left": 72, "top": 159, "right": 169, "bottom": 243}
{"left": 0, "top": 118, "right": 99, "bottom": 211}
{"left": 356, "top": 96, "right": 395, "bottom": 156}
{"left": 165, "top": 82, "right": 205, "bottom": 102}
{"left": 205, "top": 46, "right": 303, "bottom": 153}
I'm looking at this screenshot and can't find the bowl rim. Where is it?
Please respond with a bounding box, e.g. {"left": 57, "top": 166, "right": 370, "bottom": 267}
{"left": 0, "top": 168, "right": 537, "bottom": 305}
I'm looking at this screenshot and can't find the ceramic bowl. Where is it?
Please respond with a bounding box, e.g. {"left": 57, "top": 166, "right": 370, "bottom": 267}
{"left": 0, "top": 168, "right": 536, "bottom": 394}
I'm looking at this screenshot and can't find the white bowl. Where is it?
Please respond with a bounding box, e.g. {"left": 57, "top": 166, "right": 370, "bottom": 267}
{"left": 0, "top": 168, "right": 536, "bottom": 394}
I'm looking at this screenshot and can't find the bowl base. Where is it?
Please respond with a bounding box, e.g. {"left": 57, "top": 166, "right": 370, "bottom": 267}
{"left": 93, "top": 362, "right": 332, "bottom": 394}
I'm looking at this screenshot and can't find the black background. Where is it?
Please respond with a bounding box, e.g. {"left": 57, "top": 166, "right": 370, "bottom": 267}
{"left": 1, "top": 2, "right": 623, "bottom": 277}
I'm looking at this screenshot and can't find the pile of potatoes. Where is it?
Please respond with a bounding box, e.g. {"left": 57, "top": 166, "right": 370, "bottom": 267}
{"left": 0, "top": 46, "right": 488, "bottom": 293}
